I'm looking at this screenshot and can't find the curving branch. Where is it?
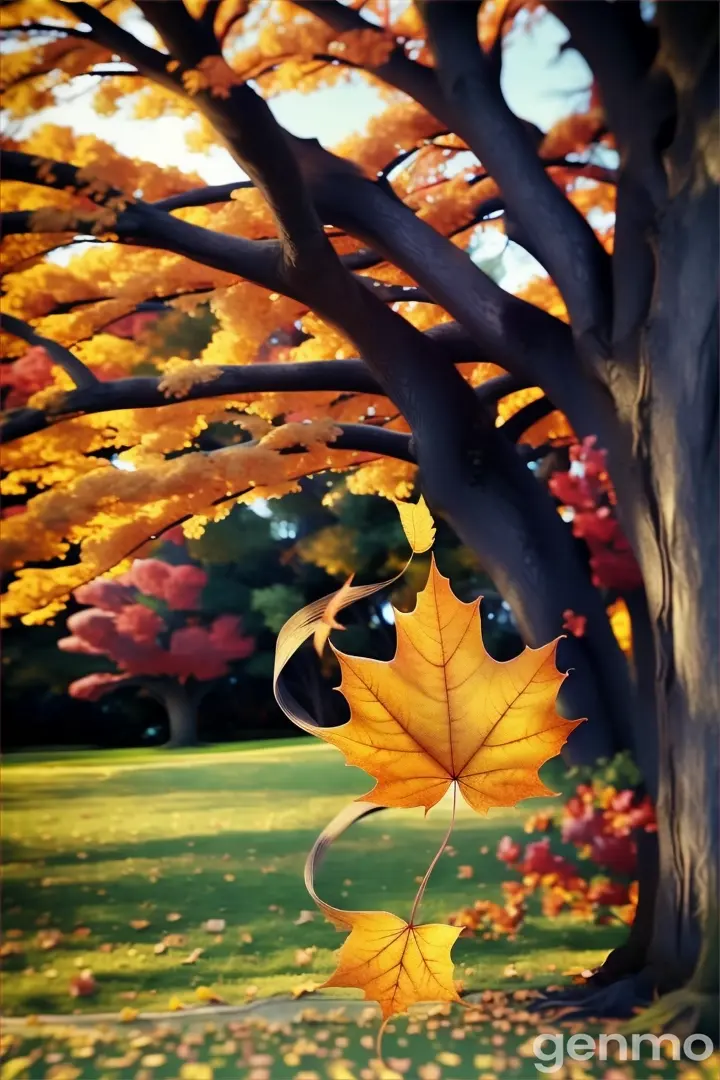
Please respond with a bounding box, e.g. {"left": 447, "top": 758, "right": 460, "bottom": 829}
{"left": 58, "top": 1, "right": 181, "bottom": 93}
{"left": 418, "top": 0, "right": 613, "bottom": 353}
{"left": 290, "top": 0, "right": 451, "bottom": 126}
{"left": 0, "top": 158, "right": 429, "bottom": 305}
{"left": 0, "top": 357, "right": 527, "bottom": 445}
{"left": 501, "top": 397, "right": 556, "bottom": 443}
{"left": 1, "top": 314, "right": 98, "bottom": 389}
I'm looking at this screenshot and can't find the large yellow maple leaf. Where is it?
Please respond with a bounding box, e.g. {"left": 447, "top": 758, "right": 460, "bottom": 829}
{"left": 323, "top": 911, "right": 461, "bottom": 1019}
{"left": 316, "top": 557, "right": 582, "bottom": 813}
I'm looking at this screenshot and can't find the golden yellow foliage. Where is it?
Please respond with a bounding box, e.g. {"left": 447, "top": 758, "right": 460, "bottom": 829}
{"left": 346, "top": 458, "right": 416, "bottom": 501}
{"left": 0, "top": 421, "right": 359, "bottom": 624}
{"left": 158, "top": 361, "right": 223, "bottom": 399}
{"left": 297, "top": 524, "right": 359, "bottom": 578}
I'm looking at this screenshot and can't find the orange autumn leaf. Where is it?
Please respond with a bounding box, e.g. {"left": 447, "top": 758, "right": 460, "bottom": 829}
{"left": 393, "top": 495, "right": 436, "bottom": 554}
{"left": 313, "top": 573, "right": 354, "bottom": 657}
{"left": 316, "top": 557, "right": 582, "bottom": 813}
{"left": 322, "top": 910, "right": 461, "bottom": 1019}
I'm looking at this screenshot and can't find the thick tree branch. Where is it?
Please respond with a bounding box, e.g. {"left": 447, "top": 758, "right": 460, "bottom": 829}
{"left": 0, "top": 360, "right": 525, "bottom": 445}
{"left": 332, "top": 423, "right": 413, "bottom": 463}
{"left": 287, "top": 138, "right": 622, "bottom": 439}
{"left": 548, "top": 1, "right": 665, "bottom": 205}
{"left": 501, "top": 397, "right": 556, "bottom": 444}
{"left": 547, "top": 2, "right": 671, "bottom": 351}
{"left": 1, "top": 314, "right": 98, "bottom": 389}
{"left": 60, "top": 1, "right": 181, "bottom": 93}
{"left": 0, "top": 360, "right": 377, "bottom": 443}
{"left": 291, "top": 0, "right": 451, "bottom": 126}
{"left": 151, "top": 182, "right": 254, "bottom": 212}
{"left": 419, "top": 1, "right": 612, "bottom": 352}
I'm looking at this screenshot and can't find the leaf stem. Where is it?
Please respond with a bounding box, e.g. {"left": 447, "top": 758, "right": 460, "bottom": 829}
{"left": 409, "top": 783, "right": 457, "bottom": 925}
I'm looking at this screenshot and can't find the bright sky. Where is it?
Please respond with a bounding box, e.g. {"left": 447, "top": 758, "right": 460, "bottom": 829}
{"left": 4, "top": 9, "right": 590, "bottom": 182}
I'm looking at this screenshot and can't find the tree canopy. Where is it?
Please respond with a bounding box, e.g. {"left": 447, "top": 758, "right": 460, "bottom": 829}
{"left": 1, "top": 0, "right": 603, "bottom": 627}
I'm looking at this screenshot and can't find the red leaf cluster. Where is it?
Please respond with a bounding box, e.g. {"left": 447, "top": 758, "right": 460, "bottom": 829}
{"left": 448, "top": 773, "right": 656, "bottom": 936}
{"left": 0, "top": 346, "right": 55, "bottom": 408}
{"left": 549, "top": 436, "right": 643, "bottom": 592}
{"left": 129, "top": 559, "right": 208, "bottom": 610}
{"left": 60, "top": 558, "right": 255, "bottom": 696}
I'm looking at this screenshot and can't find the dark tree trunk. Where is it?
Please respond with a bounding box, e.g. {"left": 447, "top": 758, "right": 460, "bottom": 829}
{"left": 632, "top": 190, "right": 719, "bottom": 1021}
{"left": 162, "top": 683, "right": 200, "bottom": 749}
{"left": 604, "top": 10, "right": 719, "bottom": 1024}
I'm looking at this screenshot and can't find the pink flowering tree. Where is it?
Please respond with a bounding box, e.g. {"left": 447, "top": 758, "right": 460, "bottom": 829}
{"left": 58, "top": 558, "right": 255, "bottom": 748}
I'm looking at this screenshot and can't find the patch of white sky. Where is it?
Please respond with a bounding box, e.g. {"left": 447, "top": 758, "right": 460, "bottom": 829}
{"left": 2, "top": 3, "right": 607, "bottom": 289}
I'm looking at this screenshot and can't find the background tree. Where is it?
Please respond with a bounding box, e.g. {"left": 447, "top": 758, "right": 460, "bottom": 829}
{"left": 0, "top": 0, "right": 716, "bottom": 1035}
{"left": 58, "top": 554, "right": 256, "bottom": 747}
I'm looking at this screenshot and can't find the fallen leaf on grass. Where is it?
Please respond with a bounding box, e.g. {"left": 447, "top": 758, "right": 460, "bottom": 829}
{"left": 181, "top": 947, "right": 204, "bottom": 964}
{"left": 294, "top": 910, "right": 315, "bottom": 926}
{"left": 36, "top": 929, "right": 63, "bottom": 950}
{"left": 240, "top": 931, "right": 253, "bottom": 944}
{"left": 294, "top": 946, "right": 317, "bottom": 967}
{"left": 129, "top": 919, "right": 150, "bottom": 931}
{"left": 195, "top": 985, "right": 226, "bottom": 1004}
{"left": 457, "top": 865, "right": 474, "bottom": 879}
{"left": 153, "top": 942, "right": 167, "bottom": 955}
{"left": 163, "top": 933, "right": 187, "bottom": 948}
{"left": 71, "top": 926, "right": 92, "bottom": 939}
{"left": 69, "top": 970, "right": 97, "bottom": 997}
{"left": 203, "top": 918, "right": 226, "bottom": 933}
{"left": 168, "top": 995, "right": 185, "bottom": 1011}
{"left": 179, "top": 1066, "right": 213, "bottom": 1080}
{"left": 0, "top": 942, "right": 24, "bottom": 958}
{"left": 119, "top": 1006, "right": 139, "bottom": 1022}
{"left": 166, "top": 912, "right": 182, "bottom": 922}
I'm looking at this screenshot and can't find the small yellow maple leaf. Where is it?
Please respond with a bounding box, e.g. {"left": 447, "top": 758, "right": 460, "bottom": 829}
{"left": 323, "top": 910, "right": 461, "bottom": 1019}
{"left": 316, "top": 556, "right": 582, "bottom": 813}
{"left": 393, "top": 495, "right": 436, "bottom": 553}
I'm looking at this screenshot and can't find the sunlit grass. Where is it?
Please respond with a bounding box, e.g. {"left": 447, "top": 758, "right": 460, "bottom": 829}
{"left": 1, "top": 741, "right": 620, "bottom": 1017}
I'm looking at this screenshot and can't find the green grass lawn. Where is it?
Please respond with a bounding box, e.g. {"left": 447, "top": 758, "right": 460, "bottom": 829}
{"left": 2, "top": 740, "right": 621, "bottom": 1018}
{"left": 2, "top": 742, "right": 718, "bottom": 1079}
